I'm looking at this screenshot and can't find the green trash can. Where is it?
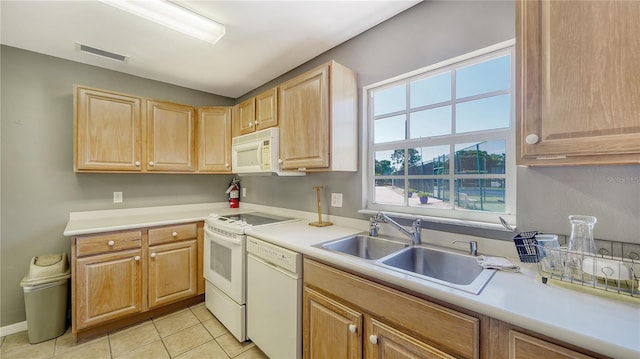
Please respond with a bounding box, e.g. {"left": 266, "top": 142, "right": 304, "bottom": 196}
{"left": 19, "top": 253, "right": 71, "bottom": 343}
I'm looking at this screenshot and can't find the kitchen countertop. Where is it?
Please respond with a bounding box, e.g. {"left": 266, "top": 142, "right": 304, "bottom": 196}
{"left": 246, "top": 220, "right": 640, "bottom": 359}
{"left": 63, "top": 203, "right": 640, "bottom": 358}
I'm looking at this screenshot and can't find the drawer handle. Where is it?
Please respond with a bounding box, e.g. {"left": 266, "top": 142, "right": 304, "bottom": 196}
{"left": 149, "top": 161, "right": 155, "bottom": 166}
{"left": 107, "top": 240, "right": 115, "bottom": 246}
{"left": 369, "top": 335, "right": 378, "bottom": 345}
{"left": 172, "top": 231, "right": 178, "bottom": 237}
{"left": 134, "top": 256, "right": 141, "bottom": 261}
{"left": 150, "top": 253, "right": 156, "bottom": 258}
{"left": 348, "top": 324, "right": 357, "bottom": 333}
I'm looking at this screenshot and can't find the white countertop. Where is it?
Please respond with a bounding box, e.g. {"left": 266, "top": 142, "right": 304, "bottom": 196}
{"left": 246, "top": 220, "right": 640, "bottom": 359}
{"left": 63, "top": 203, "right": 640, "bottom": 358}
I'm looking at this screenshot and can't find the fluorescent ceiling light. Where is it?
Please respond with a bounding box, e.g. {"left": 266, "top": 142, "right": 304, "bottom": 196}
{"left": 101, "top": 0, "right": 225, "bottom": 45}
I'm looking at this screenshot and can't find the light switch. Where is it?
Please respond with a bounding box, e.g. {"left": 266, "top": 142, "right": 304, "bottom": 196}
{"left": 113, "top": 192, "right": 123, "bottom": 203}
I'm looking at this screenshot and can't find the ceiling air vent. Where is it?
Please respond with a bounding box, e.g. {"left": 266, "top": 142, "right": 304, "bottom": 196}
{"left": 76, "top": 43, "right": 128, "bottom": 63}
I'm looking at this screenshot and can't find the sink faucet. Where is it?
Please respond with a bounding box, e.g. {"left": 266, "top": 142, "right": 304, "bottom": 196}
{"left": 370, "top": 212, "right": 422, "bottom": 245}
{"left": 454, "top": 240, "right": 478, "bottom": 256}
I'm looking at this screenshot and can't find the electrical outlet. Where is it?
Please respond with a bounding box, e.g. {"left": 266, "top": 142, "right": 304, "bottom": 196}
{"left": 242, "top": 187, "right": 247, "bottom": 197}
{"left": 113, "top": 192, "right": 123, "bottom": 203}
{"left": 331, "top": 193, "right": 343, "bottom": 208}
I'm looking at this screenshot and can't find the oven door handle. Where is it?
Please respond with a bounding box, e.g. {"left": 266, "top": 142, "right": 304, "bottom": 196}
{"left": 205, "top": 227, "right": 243, "bottom": 246}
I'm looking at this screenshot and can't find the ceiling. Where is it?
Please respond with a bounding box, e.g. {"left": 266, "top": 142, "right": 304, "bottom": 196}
{"left": 1, "top": 0, "right": 420, "bottom": 99}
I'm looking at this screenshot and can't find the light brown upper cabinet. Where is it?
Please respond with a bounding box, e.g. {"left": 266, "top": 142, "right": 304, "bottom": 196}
{"left": 74, "top": 86, "right": 231, "bottom": 173}
{"left": 278, "top": 61, "right": 357, "bottom": 171}
{"left": 516, "top": 0, "right": 640, "bottom": 166}
{"left": 146, "top": 100, "right": 196, "bottom": 172}
{"left": 238, "top": 87, "right": 278, "bottom": 135}
{"left": 197, "top": 107, "right": 232, "bottom": 172}
{"left": 237, "top": 97, "right": 256, "bottom": 135}
{"left": 75, "top": 86, "right": 143, "bottom": 172}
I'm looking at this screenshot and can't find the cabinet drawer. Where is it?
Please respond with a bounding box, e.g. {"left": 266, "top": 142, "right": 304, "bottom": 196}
{"left": 76, "top": 230, "right": 142, "bottom": 257}
{"left": 148, "top": 223, "right": 197, "bottom": 245}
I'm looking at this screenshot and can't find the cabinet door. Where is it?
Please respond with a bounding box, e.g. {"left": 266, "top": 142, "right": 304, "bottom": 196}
{"left": 148, "top": 240, "right": 197, "bottom": 308}
{"left": 508, "top": 330, "right": 594, "bottom": 359}
{"left": 517, "top": 0, "right": 640, "bottom": 165}
{"left": 303, "top": 287, "right": 362, "bottom": 359}
{"left": 75, "top": 249, "right": 143, "bottom": 329}
{"left": 279, "top": 64, "right": 330, "bottom": 170}
{"left": 146, "top": 100, "right": 196, "bottom": 172}
{"left": 365, "top": 317, "right": 455, "bottom": 359}
{"left": 255, "top": 88, "right": 278, "bottom": 131}
{"left": 197, "top": 107, "right": 232, "bottom": 172}
{"left": 238, "top": 97, "right": 256, "bottom": 135}
{"left": 75, "top": 87, "right": 142, "bottom": 171}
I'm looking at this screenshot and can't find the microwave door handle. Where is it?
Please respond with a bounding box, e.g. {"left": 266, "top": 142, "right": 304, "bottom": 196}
{"left": 257, "top": 142, "right": 263, "bottom": 169}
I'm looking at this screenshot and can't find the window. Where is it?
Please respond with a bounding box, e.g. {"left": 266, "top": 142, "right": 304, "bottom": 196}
{"left": 364, "top": 41, "right": 515, "bottom": 224}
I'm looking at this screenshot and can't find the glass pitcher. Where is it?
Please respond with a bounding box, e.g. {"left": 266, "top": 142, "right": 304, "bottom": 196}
{"left": 564, "top": 215, "right": 597, "bottom": 280}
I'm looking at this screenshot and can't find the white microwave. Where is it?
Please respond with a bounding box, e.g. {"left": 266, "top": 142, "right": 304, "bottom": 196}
{"left": 231, "top": 128, "right": 304, "bottom": 176}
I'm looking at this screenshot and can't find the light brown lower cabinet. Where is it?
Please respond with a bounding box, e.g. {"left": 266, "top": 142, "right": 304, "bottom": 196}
{"left": 507, "top": 330, "right": 593, "bottom": 359}
{"left": 303, "top": 258, "right": 605, "bottom": 359}
{"left": 148, "top": 239, "right": 197, "bottom": 308}
{"left": 71, "top": 222, "right": 203, "bottom": 340}
{"left": 75, "top": 248, "right": 143, "bottom": 330}
{"left": 304, "top": 287, "right": 362, "bottom": 359}
{"left": 303, "top": 258, "right": 479, "bottom": 359}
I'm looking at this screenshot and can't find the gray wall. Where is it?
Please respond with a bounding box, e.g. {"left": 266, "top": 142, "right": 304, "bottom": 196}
{"left": 0, "top": 46, "right": 235, "bottom": 326}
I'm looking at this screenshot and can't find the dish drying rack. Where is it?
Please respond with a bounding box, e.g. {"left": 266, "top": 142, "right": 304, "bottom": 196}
{"left": 513, "top": 233, "right": 640, "bottom": 299}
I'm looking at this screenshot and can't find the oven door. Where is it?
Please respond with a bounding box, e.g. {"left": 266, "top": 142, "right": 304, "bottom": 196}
{"left": 204, "top": 225, "right": 245, "bottom": 304}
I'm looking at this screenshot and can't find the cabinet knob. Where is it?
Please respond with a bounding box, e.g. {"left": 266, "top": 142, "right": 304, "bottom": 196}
{"left": 134, "top": 256, "right": 141, "bottom": 261}
{"left": 255, "top": 120, "right": 260, "bottom": 125}
{"left": 172, "top": 231, "right": 178, "bottom": 237}
{"left": 348, "top": 324, "right": 357, "bottom": 333}
{"left": 525, "top": 134, "right": 539, "bottom": 145}
{"left": 135, "top": 161, "right": 141, "bottom": 167}
{"left": 150, "top": 253, "right": 156, "bottom": 258}
{"left": 149, "top": 161, "right": 155, "bottom": 166}
{"left": 107, "top": 240, "right": 115, "bottom": 246}
{"left": 369, "top": 335, "right": 378, "bottom": 345}
{"left": 278, "top": 159, "right": 283, "bottom": 164}
{"left": 225, "top": 163, "right": 230, "bottom": 167}
{"left": 249, "top": 121, "right": 253, "bottom": 127}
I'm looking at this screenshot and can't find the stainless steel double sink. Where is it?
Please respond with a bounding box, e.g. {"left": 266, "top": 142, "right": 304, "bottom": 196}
{"left": 316, "top": 234, "right": 495, "bottom": 294}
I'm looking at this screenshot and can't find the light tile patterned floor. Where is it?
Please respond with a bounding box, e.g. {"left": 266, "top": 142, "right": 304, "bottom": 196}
{"left": 0, "top": 303, "right": 269, "bottom": 359}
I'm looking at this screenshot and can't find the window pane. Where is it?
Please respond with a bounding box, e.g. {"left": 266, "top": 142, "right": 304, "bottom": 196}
{"left": 410, "top": 106, "right": 451, "bottom": 138}
{"left": 410, "top": 71, "right": 451, "bottom": 108}
{"left": 375, "top": 149, "right": 405, "bottom": 175}
{"left": 407, "top": 145, "right": 450, "bottom": 175}
{"left": 455, "top": 178, "right": 505, "bottom": 213}
{"left": 375, "top": 179, "right": 405, "bottom": 205}
{"left": 455, "top": 141, "right": 505, "bottom": 174}
{"left": 456, "top": 94, "right": 510, "bottom": 133}
{"left": 374, "top": 114, "right": 406, "bottom": 143}
{"left": 456, "top": 55, "right": 510, "bottom": 98}
{"left": 374, "top": 85, "right": 406, "bottom": 116}
{"left": 408, "top": 179, "right": 451, "bottom": 209}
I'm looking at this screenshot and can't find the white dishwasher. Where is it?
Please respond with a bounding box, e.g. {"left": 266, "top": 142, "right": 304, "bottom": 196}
{"left": 247, "top": 236, "right": 302, "bottom": 359}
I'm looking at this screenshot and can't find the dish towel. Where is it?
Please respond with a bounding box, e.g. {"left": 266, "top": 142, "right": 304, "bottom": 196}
{"left": 476, "top": 256, "right": 520, "bottom": 272}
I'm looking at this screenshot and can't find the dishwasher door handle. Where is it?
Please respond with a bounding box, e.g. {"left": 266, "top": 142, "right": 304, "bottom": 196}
{"left": 247, "top": 254, "right": 299, "bottom": 280}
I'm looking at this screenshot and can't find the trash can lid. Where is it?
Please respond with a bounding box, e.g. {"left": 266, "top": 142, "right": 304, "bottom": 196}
{"left": 20, "top": 253, "right": 70, "bottom": 287}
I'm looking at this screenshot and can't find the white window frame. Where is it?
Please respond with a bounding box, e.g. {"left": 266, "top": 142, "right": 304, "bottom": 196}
{"left": 361, "top": 40, "right": 516, "bottom": 226}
